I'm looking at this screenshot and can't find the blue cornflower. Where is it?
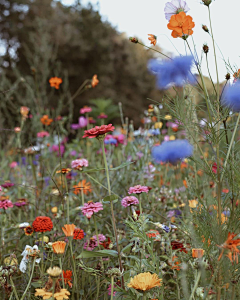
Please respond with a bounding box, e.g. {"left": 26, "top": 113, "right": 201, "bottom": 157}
{"left": 104, "top": 138, "right": 117, "bottom": 145}
{"left": 148, "top": 128, "right": 160, "bottom": 135}
{"left": 152, "top": 139, "right": 193, "bottom": 164}
{"left": 148, "top": 55, "right": 195, "bottom": 89}
{"left": 222, "top": 82, "right": 240, "bottom": 112}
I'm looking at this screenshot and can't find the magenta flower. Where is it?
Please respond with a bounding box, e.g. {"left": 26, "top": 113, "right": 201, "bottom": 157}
{"left": 1, "top": 182, "right": 14, "bottom": 188}
{"left": 128, "top": 185, "right": 150, "bottom": 194}
{"left": 92, "top": 234, "right": 106, "bottom": 242}
{"left": 81, "top": 201, "right": 103, "bottom": 219}
{"left": 50, "top": 144, "right": 65, "bottom": 157}
{"left": 14, "top": 201, "right": 27, "bottom": 207}
{"left": 0, "top": 200, "right": 14, "bottom": 209}
{"left": 97, "top": 113, "right": 108, "bottom": 119}
{"left": 71, "top": 116, "right": 88, "bottom": 129}
{"left": 0, "top": 186, "right": 2, "bottom": 192}
{"left": 71, "top": 159, "right": 88, "bottom": 170}
{"left": 80, "top": 106, "right": 92, "bottom": 114}
{"left": 108, "top": 284, "right": 116, "bottom": 296}
{"left": 121, "top": 196, "right": 139, "bottom": 208}
{"left": 84, "top": 234, "right": 106, "bottom": 251}
{"left": 37, "top": 131, "right": 49, "bottom": 138}
{"left": 10, "top": 162, "right": 18, "bottom": 168}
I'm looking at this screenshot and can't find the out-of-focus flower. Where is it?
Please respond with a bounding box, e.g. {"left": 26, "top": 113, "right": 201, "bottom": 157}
{"left": 171, "top": 241, "right": 188, "bottom": 253}
{"left": 100, "top": 237, "right": 112, "bottom": 249}
{"left": 20, "top": 245, "right": 41, "bottom": 273}
{"left": 81, "top": 201, "right": 103, "bottom": 219}
{"left": 49, "top": 77, "right": 62, "bottom": 89}
{"left": 91, "top": 74, "right": 99, "bottom": 88}
{"left": 71, "top": 159, "right": 88, "bottom": 170}
{"left": 128, "top": 185, "right": 150, "bottom": 194}
{"left": 128, "top": 272, "right": 162, "bottom": 291}
{"left": 164, "top": 0, "right": 190, "bottom": 21}
{"left": 24, "top": 226, "right": 34, "bottom": 236}
{"left": 148, "top": 34, "right": 157, "bottom": 46}
{"left": 62, "top": 270, "right": 72, "bottom": 288}
{"left": 0, "top": 199, "right": 13, "bottom": 209}
{"left": 97, "top": 113, "right": 108, "bottom": 119}
{"left": 56, "top": 168, "right": 71, "bottom": 174}
{"left": 80, "top": 106, "right": 92, "bottom": 114}
{"left": 14, "top": 127, "right": 21, "bottom": 133}
{"left": 218, "top": 232, "right": 240, "bottom": 263}
{"left": 121, "top": 196, "right": 139, "bottom": 207}
{"left": 1, "top": 181, "right": 14, "bottom": 188}
{"left": 37, "top": 131, "right": 50, "bottom": 138}
{"left": 73, "top": 180, "right": 92, "bottom": 195}
{"left": 146, "top": 230, "right": 161, "bottom": 241}
{"left": 10, "top": 161, "right": 18, "bottom": 168}
{"left": 41, "top": 115, "right": 53, "bottom": 126}
{"left": 167, "top": 11, "right": 195, "bottom": 38}
{"left": 84, "top": 234, "right": 106, "bottom": 251}
{"left": 32, "top": 216, "right": 53, "bottom": 233}
{"left": 149, "top": 56, "right": 195, "bottom": 89}
{"left": 52, "top": 241, "right": 66, "bottom": 254}
{"left": 14, "top": 198, "right": 27, "bottom": 207}
{"left": 19, "top": 222, "right": 30, "bottom": 229}
{"left": 20, "top": 106, "right": 29, "bottom": 119}
{"left": 50, "top": 144, "right": 65, "bottom": 157}
{"left": 71, "top": 116, "right": 88, "bottom": 129}
{"left": 83, "top": 124, "right": 115, "bottom": 138}
{"left": 222, "top": 82, "right": 240, "bottom": 112}
{"left": 73, "top": 228, "right": 85, "bottom": 240}
{"left": 62, "top": 224, "right": 76, "bottom": 237}
{"left": 169, "top": 255, "right": 181, "bottom": 270}
{"left": 152, "top": 140, "right": 193, "bottom": 164}
{"left": 192, "top": 248, "right": 205, "bottom": 258}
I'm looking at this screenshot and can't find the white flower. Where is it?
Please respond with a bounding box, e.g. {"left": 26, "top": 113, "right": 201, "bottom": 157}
{"left": 19, "top": 245, "right": 41, "bottom": 273}
{"left": 18, "top": 222, "right": 30, "bottom": 229}
{"left": 164, "top": 0, "right": 190, "bottom": 21}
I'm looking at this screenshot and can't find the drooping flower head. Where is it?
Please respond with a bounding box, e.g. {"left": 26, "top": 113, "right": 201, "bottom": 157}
{"left": 128, "top": 272, "right": 162, "bottom": 291}
{"left": 32, "top": 216, "right": 53, "bottom": 233}
{"left": 222, "top": 82, "right": 240, "bottom": 112}
{"left": 128, "top": 185, "right": 150, "bottom": 195}
{"left": 164, "top": 0, "right": 190, "bottom": 21}
{"left": 83, "top": 124, "right": 115, "bottom": 138}
{"left": 167, "top": 11, "right": 195, "bottom": 39}
{"left": 81, "top": 201, "right": 103, "bottom": 219}
{"left": 121, "top": 196, "right": 139, "bottom": 207}
{"left": 152, "top": 140, "right": 193, "bottom": 164}
{"left": 71, "top": 159, "right": 88, "bottom": 170}
{"left": 148, "top": 56, "right": 195, "bottom": 89}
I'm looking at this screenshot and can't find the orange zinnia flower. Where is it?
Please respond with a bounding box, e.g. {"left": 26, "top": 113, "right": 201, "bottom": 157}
{"left": 91, "top": 75, "right": 99, "bottom": 88}
{"left": 52, "top": 241, "right": 66, "bottom": 254}
{"left": 170, "top": 256, "right": 181, "bottom": 271}
{"left": 49, "top": 77, "right": 62, "bottom": 89}
{"left": 73, "top": 180, "right": 92, "bottom": 195}
{"left": 62, "top": 224, "right": 76, "bottom": 237}
{"left": 148, "top": 34, "right": 157, "bottom": 46}
{"left": 40, "top": 115, "right": 53, "bottom": 126}
{"left": 167, "top": 11, "right": 195, "bottom": 39}
{"left": 218, "top": 233, "right": 240, "bottom": 263}
{"left": 56, "top": 168, "right": 71, "bottom": 174}
{"left": 62, "top": 270, "right": 72, "bottom": 288}
{"left": 192, "top": 248, "right": 204, "bottom": 258}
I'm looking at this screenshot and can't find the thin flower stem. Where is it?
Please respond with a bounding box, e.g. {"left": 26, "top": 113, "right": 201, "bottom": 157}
{"left": 110, "top": 276, "right": 114, "bottom": 300}
{"left": 69, "top": 239, "right": 78, "bottom": 298}
{"left": 10, "top": 277, "right": 20, "bottom": 300}
{"left": 20, "top": 257, "right": 36, "bottom": 300}
{"left": 137, "top": 42, "right": 172, "bottom": 60}
{"left": 189, "top": 270, "right": 201, "bottom": 300}
{"left": 231, "top": 285, "right": 235, "bottom": 300}
{"left": 100, "top": 140, "right": 125, "bottom": 289}
{"left": 93, "top": 214, "right": 100, "bottom": 247}
{"left": 64, "top": 175, "right": 70, "bottom": 223}
{"left": 80, "top": 173, "right": 85, "bottom": 206}
{"left": 59, "top": 257, "right": 65, "bottom": 289}
{"left": 139, "top": 194, "right": 143, "bottom": 215}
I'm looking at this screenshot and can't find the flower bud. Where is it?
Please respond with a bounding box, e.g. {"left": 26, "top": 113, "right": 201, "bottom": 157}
{"left": 203, "top": 44, "right": 209, "bottom": 54}
{"left": 202, "top": 25, "right": 209, "bottom": 33}
{"left": 202, "top": 0, "right": 212, "bottom": 6}
{"left": 225, "top": 73, "right": 230, "bottom": 81}
{"left": 129, "top": 37, "right": 138, "bottom": 44}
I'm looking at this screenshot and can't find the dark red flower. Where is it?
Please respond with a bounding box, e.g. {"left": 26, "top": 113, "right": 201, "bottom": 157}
{"left": 171, "top": 241, "right": 188, "bottom": 253}
{"left": 73, "top": 228, "right": 85, "bottom": 240}
{"left": 100, "top": 237, "right": 112, "bottom": 249}
{"left": 32, "top": 216, "right": 53, "bottom": 233}
{"left": 82, "top": 124, "right": 115, "bottom": 138}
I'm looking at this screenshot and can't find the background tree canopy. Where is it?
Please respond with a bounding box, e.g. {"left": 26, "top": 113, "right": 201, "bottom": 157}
{"left": 0, "top": 0, "right": 164, "bottom": 130}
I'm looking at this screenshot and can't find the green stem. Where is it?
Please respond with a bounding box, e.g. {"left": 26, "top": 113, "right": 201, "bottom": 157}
{"left": 69, "top": 239, "right": 78, "bottom": 298}
{"left": 93, "top": 215, "right": 100, "bottom": 247}
{"left": 137, "top": 42, "right": 171, "bottom": 60}
{"left": 64, "top": 174, "right": 70, "bottom": 223}
{"left": 20, "top": 258, "right": 36, "bottom": 300}
{"left": 59, "top": 257, "right": 65, "bottom": 289}
{"left": 80, "top": 173, "right": 85, "bottom": 206}
{"left": 10, "top": 277, "right": 20, "bottom": 300}
{"left": 139, "top": 194, "right": 143, "bottom": 215}
{"left": 189, "top": 271, "right": 201, "bottom": 300}
{"left": 111, "top": 276, "right": 114, "bottom": 300}
{"left": 231, "top": 285, "right": 236, "bottom": 300}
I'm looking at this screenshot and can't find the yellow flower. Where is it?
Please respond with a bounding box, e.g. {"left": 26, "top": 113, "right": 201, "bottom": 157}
{"left": 35, "top": 288, "right": 70, "bottom": 300}
{"left": 154, "top": 122, "right": 163, "bottom": 129}
{"left": 164, "top": 114, "right": 172, "bottom": 120}
{"left": 62, "top": 224, "right": 76, "bottom": 237}
{"left": 52, "top": 207, "right": 58, "bottom": 213}
{"left": 169, "top": 135, "right": 175, "bottom": 140}
{"left": 128, "top": 272, "right": 162, "bottom": 291}
{"left": 47, "top": 266, "right": 62, "bottom": 278}
{"left": 4, "top": 256, "right": 18, "bottom": 266}
{"left": 188, "top": 200, "right": 198, "bottom": 208}
{"left": 35, "top": 289, "right": 53, "bottom": 299}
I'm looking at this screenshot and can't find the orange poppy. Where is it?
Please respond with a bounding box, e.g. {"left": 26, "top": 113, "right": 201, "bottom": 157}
{"left": 52, "top": 241, "right": 66, "bottom": 254}
{"left": 148, "top": 34, "right": 157, "bottom": 46}
{"left": 49, "top": 77, "right": 62, "bottom": 89}
{"left": 91, "top": 75, "right": 99, "bottom": 88}
{"left": 218, "top": 233, "right": 240, "bottom": 263}
{"left": 167, "top": 11, "right": 195, "bottom": 39}
{"left": 62, "top": 224, "right": 76, "bottom": 237}
{"left": 73, "top": 180, "right": 92, "bottom": 195}
{"left": 40, "top": 115, "right": 53, "bottom": 126}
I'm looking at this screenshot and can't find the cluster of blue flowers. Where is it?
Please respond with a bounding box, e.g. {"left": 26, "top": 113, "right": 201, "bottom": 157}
{"left": 222, "top": 82, "right": 240, "bottom": 112}
{"left": 152, "top": 139, "right": 193, "bottom": 164}
{"left": 148, "top": 55, "right": 195, "bottom": 89}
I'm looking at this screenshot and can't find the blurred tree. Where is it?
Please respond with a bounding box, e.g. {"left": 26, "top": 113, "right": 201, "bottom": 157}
{"left": 0, "top": 0, "right": 163, "bottom": 129}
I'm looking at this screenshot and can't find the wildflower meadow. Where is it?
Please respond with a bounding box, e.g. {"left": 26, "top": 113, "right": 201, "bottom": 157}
{"left": 1, "top": 0, "right": 240, "bottom": 299}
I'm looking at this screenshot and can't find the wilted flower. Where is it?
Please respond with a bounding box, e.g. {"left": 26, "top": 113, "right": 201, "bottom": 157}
{"left": 20, "top": 245, "right": 41, "bottom": 273}
{"left": 148, "top": 34, "right": 157, "bottom": 46}
{"left": 164, "top": 0, "right": 190, "bottom": 21}
{"left": 20, "top": 106, "right": 29, "bottom": 119}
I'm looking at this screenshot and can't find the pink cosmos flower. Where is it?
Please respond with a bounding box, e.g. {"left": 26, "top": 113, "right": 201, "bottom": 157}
{"left": 164, "top": 0, "right": 190, "bottom": 21}
{"left": 10, "top": 162, "right": 18, "bottom": 168}
{"left": 81, "top": 201, "right": 103, "bottom": 219}
{"left": 80, "top": 106, "right": 92, "bottom": 114}
{"left": 37, "top": 131, "right": 49, "bottom": 138}
{"left": 71, "top": 159, "right": 88, "bottom": 170}
{"left": 0, "top": 200, "right": 14, "bottom": 209}
{"left": 128, "top": 185, "right": 150, "bottom": 194}
{"left": 121, "top": 196, "right": 139, "bottom": 208}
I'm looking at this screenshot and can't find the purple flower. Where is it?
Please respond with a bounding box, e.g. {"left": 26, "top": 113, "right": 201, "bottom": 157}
{"left": 152, "top": 140, "right": 193, "bottom": 164}
{"left": 1, "top": 182, "right": 14, "bottom": 188}
{"left": 148, "top": 56, "right": 195, "bottom": 89}
{"left": 92, "top": 234, "right": 106, "bottom": 242}
{"left": 136, "top": 152, "right": 144, "bottom": 159}
{"left": 222, "top": 82, "right": 240, "bottom": 112}
{"left": 164, "top": 0, "right": 190, "bottom": 21}
{"left": 14, "top": 201, "right": 27, "bottom": 207}
{"left": 71, "top": 116, "right": 88, "bottom": 129}
{"left": 121, "top": 196, "right": 139, "bottom": 207}
{"left": 70, "top": 150, "right": 77, "bottom": 156}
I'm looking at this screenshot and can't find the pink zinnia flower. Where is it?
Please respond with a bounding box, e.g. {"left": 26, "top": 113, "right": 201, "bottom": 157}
{"left": 71, "top": 159, "right": 88, "bottom": 170}
{"left": 128, "top": 185, "right": 150, "bottom": 194}
{"left": 0, "top": 200, "right": 14, "bottom": 209}
{"left": 81, "top": 201, "right": 103, "bottom": 219}
{"left": 97, "top": 113, "right": 108, "bottom": 119}
{"left": 80, "top": 106, "right": 92, "bottom": 114}
{"left": 37, "top": 131, "right": 49, "bottom": 138}
{"left": 121, "top": 196, "right": 139, "bottom": 208}
{"left": 10, "top": 162, "right": 18, "bottom": 168}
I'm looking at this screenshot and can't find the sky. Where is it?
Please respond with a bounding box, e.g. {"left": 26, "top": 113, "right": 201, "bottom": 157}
{"left": 60, "top": 0, "right": 240, "bottom": 82}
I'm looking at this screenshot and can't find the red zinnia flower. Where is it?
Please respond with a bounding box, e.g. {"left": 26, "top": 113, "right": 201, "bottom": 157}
{"left": 73, "top": 228, "right": 85, "bottom": 240}
{"left": 171, "top": 241, "right": 188, "bottom": 253}
{"left": 62, "top": 270, "right": 72, "bottom": 288}
{"left": 32, "top": 216, "right": 53, "bottom": 233}
{"left": 82, "top": 124, "right": 115, "bottom": 138}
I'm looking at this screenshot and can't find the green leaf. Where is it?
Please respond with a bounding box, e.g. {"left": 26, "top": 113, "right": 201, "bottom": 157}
{"left": 110, "top": 161, "right": 134, "bottom": 171}
{"left": 103, "top": 195, "right": 118, "bottom": 204}
{"left": 83, "top": 168, "right": 105, "bottom": 173}
{"left": 77, "top": 250, "right": 118, "bottom": 259}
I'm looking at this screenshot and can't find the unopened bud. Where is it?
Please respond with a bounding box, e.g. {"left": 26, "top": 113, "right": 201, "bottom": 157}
{"left": 203, "top": 44, "right": 209, "bottom": 54}
{"left": 129, "top": 37, "right": 138, "bottom": 44}
{"left": 202, "top": 0, "right": 212, "bottom": 6}
{"left": 225, "top": 73, "right": 230, "bottom": 81}
{"left": 202, "top": 25, "right": 209, "bottom": 33}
